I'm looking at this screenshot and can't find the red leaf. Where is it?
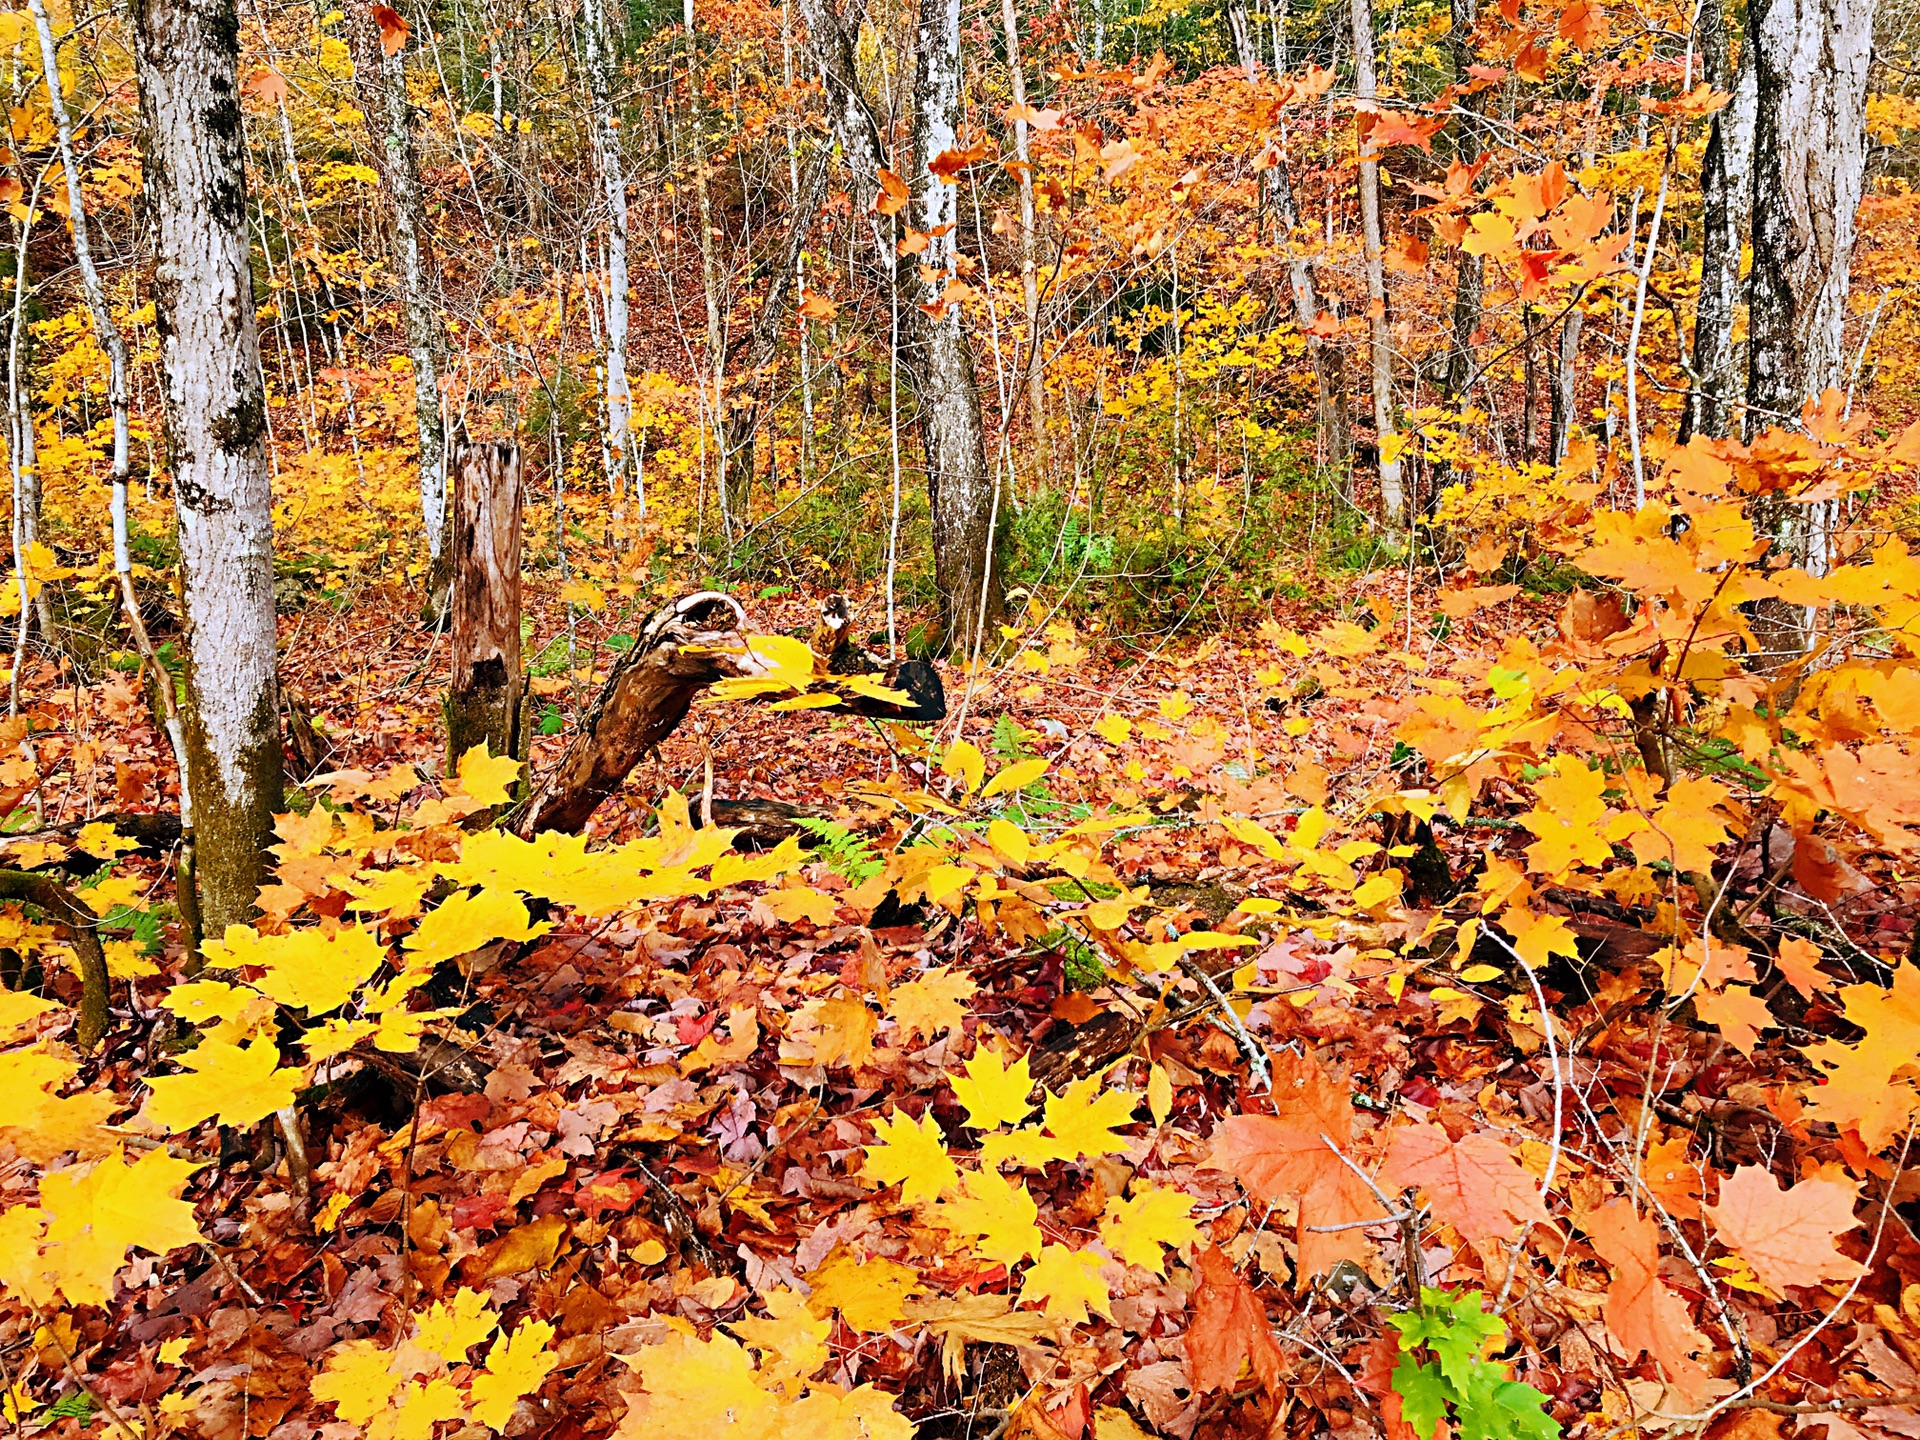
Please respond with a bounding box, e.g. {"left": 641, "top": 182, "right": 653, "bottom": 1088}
{"left": 372, "top": 3, "right": 409, "bottom": 55}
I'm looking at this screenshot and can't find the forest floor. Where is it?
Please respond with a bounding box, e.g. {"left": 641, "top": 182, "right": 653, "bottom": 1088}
{"left": 7, "top": 564, "right": 1920, "bottom": 1440}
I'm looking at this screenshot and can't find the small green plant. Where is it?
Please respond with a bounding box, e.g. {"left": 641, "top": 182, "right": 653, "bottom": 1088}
{"left": 990, "top": 714, "right": 1028, "bottom": 764}
{"left": 1387, "top": 1289, "right": 1558, "bottom": 1440}
{"left": 794, "top": 817, "right": 884, "bottom": 884}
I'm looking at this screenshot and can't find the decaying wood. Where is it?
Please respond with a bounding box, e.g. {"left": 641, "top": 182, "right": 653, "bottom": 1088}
{"left": 0, "top": 868, "right": 110, "bottom": 1048}
{"left": 699, "top": 796, "right": 817, "bottom": 849}
{"left": 282, "top": 685, "right": 332, "bottom": 780}
{"left": 518, "top": 591, "right": 947, "bottom": 837}
{"left": 446, "top": 443, "right": 523, "bottom": 768}
{"left": 349, "top": 1033, "right": 490, "bottom": 1097}
{"left": 517, "top": 591, "right": 757, "bottom": 836}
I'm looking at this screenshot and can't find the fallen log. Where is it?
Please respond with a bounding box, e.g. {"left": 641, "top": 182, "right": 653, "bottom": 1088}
{"left": 515, "top": 591, "right": 758, "bottom": 836}
{"left": 517, "top": 592, "right": 945, "bottom": 837}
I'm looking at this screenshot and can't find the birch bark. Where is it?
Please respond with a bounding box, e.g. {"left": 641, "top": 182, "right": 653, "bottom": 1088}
{"left": 1682, "top": 0, "right": 1756, "bottom": 440}
{"left": 1349, "top": 0, "right": 1405, "bottom": 526}
{"left": 351, "top": 2, "right": 447, "bottom": 574}
{"left": 913, "top": 0, "right": 999, "bottom": 655}
{"left": 999, "top": 0, "right": 1047, "bottom": 444}
{"left": 30, "top": 0, "right": 191, "bottom": 808}
{"left": 582, "top": 0, "right": 635, "bottom": 512}
{"left": 1745, "top": 0, "right": 1872, "bottom": 428}
{"left": 133, "top": 0, "right": 284, "bottom": 932}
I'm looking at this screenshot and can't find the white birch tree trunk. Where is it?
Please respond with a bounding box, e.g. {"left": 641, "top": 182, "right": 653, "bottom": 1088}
{"left": 352, "top": 2, "right": 447, "bottom": 572}
{"left": 1349, "top": 0, "right": 1404, "bottom": 528}
{"left": 582, "top": 0, "right": 635, "bottom": 514}
{"left": 998, "top": 0, "right": 1047, "bottom": 446}
{"left": 1682, "top": 0, "right": 1756, "bottom": 441}
{"left": 133, "top": 0, "right": 284, "bottom": 933}
{"left": 913, "top": 0, "right": 999, "bottom": 656}
{"left": 1745, "top": 0, "right": 1872, "bottom": 428}
{"left": 30, "top": 0, "right": 191, "bottom": 811}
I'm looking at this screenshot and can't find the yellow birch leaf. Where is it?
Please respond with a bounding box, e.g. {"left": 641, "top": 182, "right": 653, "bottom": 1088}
{"left": 942, "top": 740, "right": 986, "bottom": 795}
{"left": 980, "top": 757, "right": 1049, "bottom": 798}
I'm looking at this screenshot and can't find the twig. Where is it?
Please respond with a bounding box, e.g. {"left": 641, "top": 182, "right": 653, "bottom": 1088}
{"left": 1176, "top": 951, "right": 1270, "bottom": 1092}
{"left": 1733, "top": 1392, "right": 1920, "bottom": 1416}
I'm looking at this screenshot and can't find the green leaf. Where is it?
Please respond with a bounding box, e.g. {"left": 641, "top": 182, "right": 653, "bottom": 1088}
{"left": 1454, "top": 1373, "right": 1558, "bottom": 1440}
{"left": 1390, "top": 1354, "right": 1450, "bottom": 1440}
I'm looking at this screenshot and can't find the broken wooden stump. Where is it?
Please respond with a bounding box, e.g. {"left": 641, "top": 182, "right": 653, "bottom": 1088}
{"left": 516, "top": 591, "right": 757, "bottom": 835}
{"left": 446, "top": 442, "right": 524, "bottom": 770}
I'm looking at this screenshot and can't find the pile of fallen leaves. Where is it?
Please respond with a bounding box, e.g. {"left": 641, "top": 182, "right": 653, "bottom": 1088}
{"left": 7, "top": 405, "right": 1920, "bottom": 1440}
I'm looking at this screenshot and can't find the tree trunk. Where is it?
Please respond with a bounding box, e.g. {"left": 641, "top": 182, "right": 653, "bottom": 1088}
{"left": 447, "top": 442, "right": 524, "bottom": 768}
{"left": 133, "top": 0, "right": 285, "bottom": 936}
{"left": 1000, "top": 0, "right": 1048, "bottom": 446}
{"left": 30, "top": 0, "right": 192, "bottom": 813}
{"left": 1550, "top": 306, "right": 1584, "bottom": 463}
{"left": 720, "top": 160, "right": 831, "bottom": 496}
{"left": 1229, "top": 0, "right": 1350, "bottom": 473}
{"left": 684, "top": 0, "right": 732, "bottom": 529}
{"left": 800, "top": 0, "right": 998, "bottom": 654}
{"left": 797, "top": 0, "right": 887, "bottom": 253}
{"left": 1682, "top": 0, "right": 1757, "bottom": 441}
{"left": 351, "top": 1, "right": 447, "bottom": 586}
{"left": 1445, "top": 0, "right": 1485, "bottom": 402}
{"left": 1349, "top": 0, "right": 1404, "bottom": 527}
{"left": 913, "top": 0, "right": 1000, "bottom": 656}
{"left": 1745, "top": 0, "right": 1871, "bottom": 432}
{"left": 582, "top": 0, "right": 636, "bottom": 514}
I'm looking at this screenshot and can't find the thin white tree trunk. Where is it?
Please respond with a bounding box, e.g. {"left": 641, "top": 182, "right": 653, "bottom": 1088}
{"left": 583, "top": 0, "right": 636, "bottom": 515}
{"left": 685, "top": 0, "right": 730, "bottom": 527}
{"left": 30, "top": 0, "right": 191, "bottom": 812}
{"left": 998, "top": 0, "right": 1046, "bottom": 446}
{"left": 1682, "top": 0, "right": 1755, "bottom": 440}
{"left": 352, "top": 4, "right": 445, "bottom": 573}
{"left": 1349, "top": 0, "right": 1405, "bottom": 528}
{"left": 915, "top": 0, "right": 999, "bottom": 655}
{"left": 133, "top": 0, "right": 284, "bottom": 933}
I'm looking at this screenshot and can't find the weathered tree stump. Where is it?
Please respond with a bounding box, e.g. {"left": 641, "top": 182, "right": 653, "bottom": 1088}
{"left": 446, "top": 443, "right": 523, "bottom": 770}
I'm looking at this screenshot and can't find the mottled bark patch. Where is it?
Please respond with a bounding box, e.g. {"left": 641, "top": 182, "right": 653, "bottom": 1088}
{"left": 210, "top": 390, "right": 265, "bottom": 456}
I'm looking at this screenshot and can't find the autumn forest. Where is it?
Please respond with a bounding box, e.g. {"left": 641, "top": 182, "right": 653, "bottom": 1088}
{"left": 0, "top": 0, "right": 1917, "bottom": 1434}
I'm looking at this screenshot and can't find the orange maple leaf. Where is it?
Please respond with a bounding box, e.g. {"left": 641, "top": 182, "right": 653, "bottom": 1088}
{"left": 1704, "top": 1165, "right": 1866, "bottom": 1293}
{"left": 1378, "top": 1123, "right": 1548, "bottom": 1245}
{"left": 1204, "top": 1053, "right": 1386, "bottom": 1281}
{"left": 372, "top": 3, "right": 409, "bottom": 54}
{"left": 1185, "top": 1245, "right": 1285, "bottom": 1395}
{"left": 1586, "top": 1200, "right": 1713, "bottom": 1403}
